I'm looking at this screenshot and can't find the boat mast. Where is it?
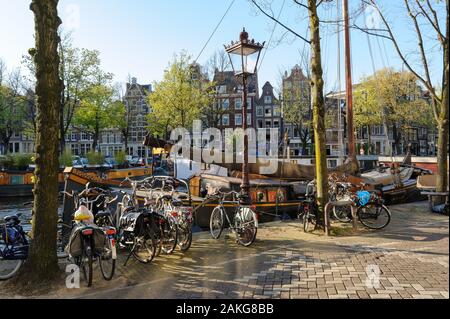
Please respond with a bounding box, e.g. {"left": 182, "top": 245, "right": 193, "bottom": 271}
{"left": 337, "top": 0, "right": 344, "bottom": 163}
{"left": 343, "top": 0, "right": 356, "bottom": 162}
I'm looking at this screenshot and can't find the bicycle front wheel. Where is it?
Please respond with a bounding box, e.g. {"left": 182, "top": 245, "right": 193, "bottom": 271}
{"left": 358, "top": 204, "right": 391, "bottom": 229}
{"left": 210, "top": 206, "right": 224, "bottom": 239}
{"left": 132, "top": 235, "right": 157, "bottom": 263}
{"left": 303, "top": 213, "right": 316, "bottom": 232}
{"left": 332, "top": 205, "right": 352, "bottom": 223}
{"left": 234, "top": 207, "right": 257, "bottom": 247}
{"left": 0, "top": 258, "right": 24, "bottom": 281}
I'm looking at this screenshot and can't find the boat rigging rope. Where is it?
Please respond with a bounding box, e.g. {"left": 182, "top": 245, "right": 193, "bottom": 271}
{"left": 194, "top": 0, "right": 236, "bottom": 64}
{"left": 258, "top": 0, "right": 286, "bottom": 73}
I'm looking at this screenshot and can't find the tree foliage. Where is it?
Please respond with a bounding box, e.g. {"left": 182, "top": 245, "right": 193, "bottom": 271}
{"left": 148, "top": 52, "right": 214, "bottom": 137}
{"left": 73, "top": 71, "right": 123, "bottom": 151}
{"left": 354, "top": 68, "right": 433, "bottom": 134}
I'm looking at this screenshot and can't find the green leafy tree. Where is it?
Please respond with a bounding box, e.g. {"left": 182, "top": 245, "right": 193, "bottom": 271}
{"left": 0, "top": 68, "right": 27, "bottom": 155}
{"left": 148, "top": 52, "right": 214, "bottom": 137}
{"left": 354, "top": 68, "right": 433, "bottom": 154}
{"left": 73, "top": 72, "right": 123, "bottom": 152}
{"left": 22, "top": 32, "right": 103, "bottom": 153}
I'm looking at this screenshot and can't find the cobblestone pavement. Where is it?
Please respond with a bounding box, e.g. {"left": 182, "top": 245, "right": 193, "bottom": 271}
{"left": 2, "top": 201, "right": 449, "bottom": 299}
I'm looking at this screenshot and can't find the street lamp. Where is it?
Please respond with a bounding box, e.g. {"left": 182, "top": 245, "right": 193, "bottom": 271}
{"left": 224, "top": 28, "right": 264, "bottom": 204}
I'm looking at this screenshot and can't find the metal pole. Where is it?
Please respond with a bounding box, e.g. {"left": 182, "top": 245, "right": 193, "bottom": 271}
{"left": 337, "top": 0, "right": 344, "bottom": 162}
{"left": 241, "top": 74, "right": 250, "bottom": 203}
{"left": 343, "top": 0, "right": 356, "bottom": 160}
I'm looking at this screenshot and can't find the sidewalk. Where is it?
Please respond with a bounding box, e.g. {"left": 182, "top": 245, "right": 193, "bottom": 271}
{"left": 2, "top": 201, "right": 448, "bottom": 299}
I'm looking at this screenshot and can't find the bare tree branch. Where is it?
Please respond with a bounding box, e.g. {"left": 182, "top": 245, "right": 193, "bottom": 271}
{"left": 414, "top": 0, "right": 445, "bottom": 44}
{"left": 250, "top": 0, "right": 311, "bottom": 44}
{"left": 360, "top": 0, "right": 441, "bottom": 107}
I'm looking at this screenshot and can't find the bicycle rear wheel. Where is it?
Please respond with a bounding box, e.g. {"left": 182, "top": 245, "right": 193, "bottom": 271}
{"left": 234, "top": 207, "right": 257, "bottom": 247}
{"left": 358, "top": 204, "right": 391, "bottom": 229}
{"left": 99, "top": 238, "right": 116, "bottom": 280}
{"left": 303, "top": 213, "right": 315, "bottom": 232}
{"left": 210, "top": 206, "right": 224, "bottom": 239}
{"left": 177, "top": 224, "right": 192, "bottom": 251}
{"left": 79, "top": 242, "right": 93, "bottom": 287}
{"left": 161, "top": 218, "right": 178, "bottom": 254}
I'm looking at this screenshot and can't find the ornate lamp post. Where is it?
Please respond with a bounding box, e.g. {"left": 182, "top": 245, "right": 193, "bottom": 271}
{"left": 224, "top": 28, "right": 264, "bottom": 203}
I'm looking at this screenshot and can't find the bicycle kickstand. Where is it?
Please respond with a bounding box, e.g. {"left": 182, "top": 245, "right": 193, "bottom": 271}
{"left": 123, "top": 243, "right": 137, "bottom": 266}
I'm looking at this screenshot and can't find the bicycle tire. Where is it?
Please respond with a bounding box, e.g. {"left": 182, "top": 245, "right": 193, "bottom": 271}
{"left": 332, "top": 205, "right": 352, "bottom": 223}
{"left": 234, "top": 207, "right": 257, "bottom": 247}
{"left": 132, "top": 235, "right": 156, "bottom": 263}
{"left": 99, "top": 239, "right": 116, "bottom": 280}
{"left": 210, "top": 206, "right": 224, "bottom": 239}
{"left": 358, "top": 204, "right": 391, "bottom": 230}
{"left": 57, "top": 222, "right": 72, "bottom": 259}
{"left": 0, "top": 258, "right": 24, "bottom": 281}
{"left": 161, "top": 218, "right": 178, "bottom": 254}
{"left": 177, "top": 224, "right": 193, "bottom": 251}
{"left": 80, "top": 241, "right": 93, "bottom": 287}
{"left": 303, "top": 213, "right": 315, "bottom": 233}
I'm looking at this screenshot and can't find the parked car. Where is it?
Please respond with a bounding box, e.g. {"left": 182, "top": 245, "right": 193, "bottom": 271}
{"left": 72, "top": 156, "right": 88, "bottom": 168}
{"left": 103, "top": 157, "right": 118, "bottom": 169}
{"left": 128, "top": 157, "right": 151, "bottom": 167}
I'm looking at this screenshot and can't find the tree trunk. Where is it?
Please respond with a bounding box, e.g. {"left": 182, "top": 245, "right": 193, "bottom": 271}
{"left": 308, "top": 0, "right": 328, "bottom": 228}
{"left": 436, "top": 0, "right": 449, "bottom": 194}
{"left": 59, "top": 109, "right": 65, "bottom": 154}
{"left": 17, "top": 0, "right": 62, "bottom": 284}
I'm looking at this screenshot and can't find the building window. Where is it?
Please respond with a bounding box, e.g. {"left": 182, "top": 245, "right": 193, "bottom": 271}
{"left": 217, "top": 85, "right": 226, "bottom": 94}
{"left": 264, "top": 96, "right": 272, "bottom": 104}
{"left": 222, "top": 99, "right": 229, "bottom": 110}
{"left": 222, "top": 114, "right": 229, "bottom": 126}
{"left": 273, "top": 106, "right": 281, "bottom": 117}
{"left": 256, "top": 106, "right": 264, "bottom": 117}
{"left": 265, "top": 106, "right": 272, "bottom": 117}
{"left": 247, "top": 97, "right": 252, "bottom": 109}
{"left": 247, "top": 114, "right": 252, "bottom": 126}
{"left": 235, "top": 114, "right": 242, "bottom": 126}
{"left": 235, "top": 98, "right": 242, "bottom": 109}
{"left": 273, "top": 120, "right": 279, "bottom": 128}
{"left": 257, "top": 119, "right": 264, "bottom": 128}
{"left": 265, "top": 120, "right": 272, "bottom": 128}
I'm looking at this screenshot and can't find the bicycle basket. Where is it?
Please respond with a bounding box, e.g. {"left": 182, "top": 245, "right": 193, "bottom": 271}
{"left": 356, "top": 191, "right": 371, "bottom": 206}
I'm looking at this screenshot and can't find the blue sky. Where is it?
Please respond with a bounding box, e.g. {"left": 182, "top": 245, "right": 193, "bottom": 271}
{"left": 0, "top": 0, "right": 445, "bottom": 94}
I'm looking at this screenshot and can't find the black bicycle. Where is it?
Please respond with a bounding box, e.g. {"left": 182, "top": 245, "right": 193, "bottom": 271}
{"left": 0, "top": 213, "right": 29, "bottom": 280}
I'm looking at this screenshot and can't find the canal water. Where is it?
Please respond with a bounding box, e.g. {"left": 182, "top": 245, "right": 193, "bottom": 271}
{"left": 1, "top": 197, "right": 36, "bottom": 233}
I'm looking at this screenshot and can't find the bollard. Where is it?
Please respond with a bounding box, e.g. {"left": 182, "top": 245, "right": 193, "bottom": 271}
{"left": 351, "top": 204, "right": 357, "bottom": 231}
{"left": 324, "top": 202, "right": 331, "bottom": 236}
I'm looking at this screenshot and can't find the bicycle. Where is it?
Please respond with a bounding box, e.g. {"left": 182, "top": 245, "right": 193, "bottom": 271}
{"left": 0, "top": 213, "right": 29, "bottom": 280}
{"left": 208, "top": 190, "right": 258, "bottom": 247}
{"left": 330, "top": 181, "right": 391, "bottom": 230}
{"left": 142, "top": 176, "right": 192, "bottom": 252}
{"left": 63, "top": 189, "right": 117, "bottom": 286}
{"left": 82, "top": 184, "right": 157, "bottom": 266}
{"left": 298, "top": 181, "right": 319, "bottom": 233}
